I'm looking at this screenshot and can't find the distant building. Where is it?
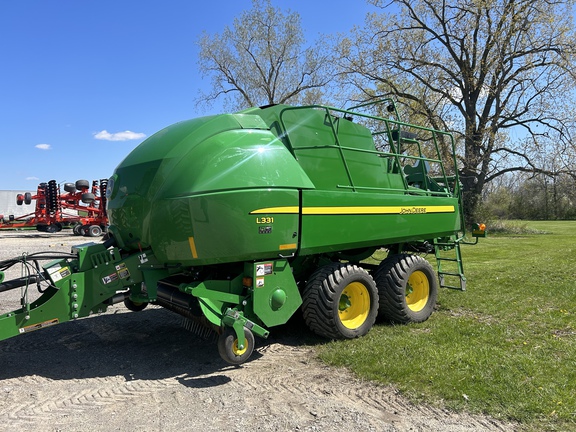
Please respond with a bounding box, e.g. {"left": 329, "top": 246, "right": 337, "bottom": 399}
{"left": 0, "top": 190, "right": 34, "bottom": 220}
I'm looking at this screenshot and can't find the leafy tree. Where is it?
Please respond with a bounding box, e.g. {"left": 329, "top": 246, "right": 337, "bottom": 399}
{"left": 196, "top": 0, "right": 333, "bottom": 111}
{"left": 478, "top": 168, "right": 576, "bottom": 220}
{"left": 336, "top": 0, "right": 576, "bottom": 224}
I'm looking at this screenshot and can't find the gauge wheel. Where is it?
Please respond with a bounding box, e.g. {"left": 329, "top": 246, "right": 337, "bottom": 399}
{"left": 75, "top": 179, "right": 89, "bottom": 190}
{"left": 124, "top": 297, "right": 148, "bottom": 312}
{"left": 81, "top": 193, "right": 95, "bottom": 204}
{"left": 217, "top": 327, "right": 255, "bottom": 365}
{"left": 373, "top": 254, "right": 438, "bottom": 323}
{"left": 302, "top": 263, "right": 378, "bottom": 339}
{"left": 64, "top": 183, "right": 76, "bottom": 193}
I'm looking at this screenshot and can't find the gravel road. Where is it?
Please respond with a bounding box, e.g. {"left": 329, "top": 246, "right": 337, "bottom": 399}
{"left": 0, "top": 231, "right": 516, "bottom": 432}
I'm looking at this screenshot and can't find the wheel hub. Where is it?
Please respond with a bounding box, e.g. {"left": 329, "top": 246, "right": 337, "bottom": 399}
{"left": 406, "top": 270, "right": 430, "bottom": 312}
{"left": 338, "top": 282, "right": 370, "bottom": 329}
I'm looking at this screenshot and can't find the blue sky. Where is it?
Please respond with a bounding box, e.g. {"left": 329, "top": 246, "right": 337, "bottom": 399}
{"left": 0, "top": 0, "right": 379, "bottom": 192}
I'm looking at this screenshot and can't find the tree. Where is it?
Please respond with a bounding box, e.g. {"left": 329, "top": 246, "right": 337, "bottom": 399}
{"left": 336, "top": 0, "right": 576, "bottom": 224}
{"left": 196, "top": 0, "right": 333, "bottom": 111}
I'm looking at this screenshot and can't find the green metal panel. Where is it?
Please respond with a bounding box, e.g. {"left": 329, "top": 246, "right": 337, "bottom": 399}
{"left": 298, "top": 189, "right": 461, "bottom": 255}
{"left": 106, "top": 113, "right": 314, "bottom": 259}
{"left": 278, "top": 107, "right": 395, "bottom": 192}
{"left": 247, "top": 259, "right": 302, "bottom": 327}
{"left": 144, "top": 188, "right": 300, "bottom": 265}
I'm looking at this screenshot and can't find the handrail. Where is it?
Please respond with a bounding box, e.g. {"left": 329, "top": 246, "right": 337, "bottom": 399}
{"left": 277, "top": 103, "right": 460, "bottom": 200}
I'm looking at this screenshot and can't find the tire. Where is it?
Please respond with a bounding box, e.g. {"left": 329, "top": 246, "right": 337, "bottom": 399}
{"left": 373, "top": 254, "right": 438, "bottom": 324}
{"left": 24, "top": 192, "right": 32, "bottom": 205}
{"left": 124, "top": 297, "right": 148, "bottom": 312}
{"left": 45, "top": 224, "right": 58, "bottom": 233}
{"left": 72, "top": 223, "right": 84, "bottom": 235}
{"left": 75, "top": 179, "right": 89, "bottom": 190}
{"left": 87, "top": 225, "right": 102, "bottom": 237}
{"left": 302, "top": 263, "right": 378, "bottom": 339}
{"left": 81, "top": 193, "right": 95, "bottom": 203}
{"left": 217, "top": 327, "right": 255, "bottom": 365}
{"left": 16, "top": 194, "right": 23, "bottom": 205}
{"left": 63, "top": 183, "right": 76, "bottom": 193}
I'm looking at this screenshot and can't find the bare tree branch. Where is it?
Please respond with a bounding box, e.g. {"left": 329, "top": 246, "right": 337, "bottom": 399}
{"left": 195, "top": 0, "right": 334, "bottom": 111}
{"left": 338, "top": 0, "right": 576, "bottom": 223}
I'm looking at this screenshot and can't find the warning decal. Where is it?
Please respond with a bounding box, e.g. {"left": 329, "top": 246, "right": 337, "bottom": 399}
{"left": 116, "top": 263, "right": 130, "bottom": 279}
{"left": 102, "top": 272, "right": 119, "bottom": 285}
{"left": 19, "top": 318, "right": 59, "bottom": 334}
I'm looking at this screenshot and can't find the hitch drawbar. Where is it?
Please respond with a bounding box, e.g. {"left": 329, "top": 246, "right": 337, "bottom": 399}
{"left": 0, "top": 274, "right": 39, "bottom": 293}
{"left": 0, "top": 244, "right": 143, "bottom": 341}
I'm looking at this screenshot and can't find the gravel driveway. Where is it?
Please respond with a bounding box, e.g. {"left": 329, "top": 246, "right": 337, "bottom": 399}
{"left": 0, "top": 231, "right": 516, "bottom": 432}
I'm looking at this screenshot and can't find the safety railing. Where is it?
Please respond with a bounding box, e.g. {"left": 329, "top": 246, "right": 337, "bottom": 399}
{"left": 277, "top": 102, "right": 461, "bottom": 200}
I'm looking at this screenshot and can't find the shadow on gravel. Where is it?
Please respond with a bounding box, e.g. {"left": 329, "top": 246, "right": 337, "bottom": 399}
{"left": 0, "top": 306, "right": 323, "bottom": 386}
{"left": 0, "top": 231, "right": 80, "bottom": 240}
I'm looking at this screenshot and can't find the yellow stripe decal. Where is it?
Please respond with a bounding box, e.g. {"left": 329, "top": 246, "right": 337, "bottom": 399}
{"left": 250, "top": 206, "right": 299, "bottom": 214}
{"left": 303, "top": 205, "right": 455, "bottom": 215}
{"left": 251, "top": 205, "right": 455, "bottom": 215}
{"left": 188, "top": 236, "right": 198, "bottom": 259}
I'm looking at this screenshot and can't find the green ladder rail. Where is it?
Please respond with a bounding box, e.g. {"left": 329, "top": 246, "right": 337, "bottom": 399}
{"left": 434, "top": 237, "right": 466, "bottom": 291}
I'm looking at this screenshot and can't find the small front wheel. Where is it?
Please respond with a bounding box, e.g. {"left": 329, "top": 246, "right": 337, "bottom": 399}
{"left": 124, "top": 297, "right": 148, "bottom": 312}
{"left": 217, "top": 327, "right": 255, "bottom": 365}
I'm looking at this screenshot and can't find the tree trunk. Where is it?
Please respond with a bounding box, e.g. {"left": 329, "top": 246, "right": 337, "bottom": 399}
{"left": 461, "top": 176, "right": 481, "bottom": 228}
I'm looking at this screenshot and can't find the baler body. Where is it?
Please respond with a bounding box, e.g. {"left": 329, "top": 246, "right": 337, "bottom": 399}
{"left": 106, "top": 104, "right": 461, "bottom": 265}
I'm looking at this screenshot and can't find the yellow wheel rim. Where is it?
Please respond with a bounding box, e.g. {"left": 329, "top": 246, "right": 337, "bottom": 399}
{"left": 338, "top": 282, "right": 370, "bottom": 329}
{"left": 232, "top": 338, "right": 248, "bottom": 356}
{"left": 406, "top": 270, "right": 430, "bottom": 312}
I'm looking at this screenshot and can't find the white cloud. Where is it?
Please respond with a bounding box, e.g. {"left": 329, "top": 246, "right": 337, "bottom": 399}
{"left": 93, "top": 130, "right": 146, "bottom": 141}
{"left": 36, "top": 143, "right": 51, "bottom": 150}
{"left": 26, "top": 176, "right": 39, "bottom": 181}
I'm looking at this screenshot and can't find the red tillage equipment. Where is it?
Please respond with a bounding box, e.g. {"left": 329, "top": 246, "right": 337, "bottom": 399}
{"left": 0, "top": 179, "right": 108, "bottom": 236}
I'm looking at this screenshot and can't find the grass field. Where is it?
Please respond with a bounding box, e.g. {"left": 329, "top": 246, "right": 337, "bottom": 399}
{"left": 317, "top": 220, "right": 576, "bottom": 431}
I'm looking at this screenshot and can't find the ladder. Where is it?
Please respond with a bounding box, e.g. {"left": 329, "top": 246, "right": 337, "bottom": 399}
{"left": 434, "top": 237, "right": 466, "bottom": 291}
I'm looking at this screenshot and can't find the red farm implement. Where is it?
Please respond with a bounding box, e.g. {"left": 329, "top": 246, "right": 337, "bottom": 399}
{"left": 0, "top": 179, "right": 108, "bottom": 236}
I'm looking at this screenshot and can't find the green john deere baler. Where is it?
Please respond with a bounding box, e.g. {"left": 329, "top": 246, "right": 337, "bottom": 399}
{"left": 0, "top": 101, "right": 485, "bottom": 364}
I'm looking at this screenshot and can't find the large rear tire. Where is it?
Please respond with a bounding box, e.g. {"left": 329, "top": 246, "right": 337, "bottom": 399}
{"left": 302, "top": 263, "right": 378, "bottom": 339}
{"left": 373, "top": 254, "right": 438, "bottom": 324}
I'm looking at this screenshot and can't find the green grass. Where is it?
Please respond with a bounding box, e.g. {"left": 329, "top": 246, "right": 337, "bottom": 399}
{"left": 317, "top": 220, "right": 576, "bottom": 431}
